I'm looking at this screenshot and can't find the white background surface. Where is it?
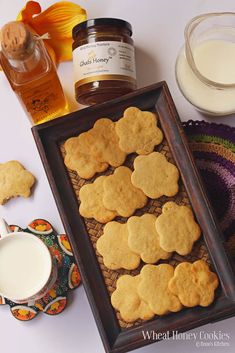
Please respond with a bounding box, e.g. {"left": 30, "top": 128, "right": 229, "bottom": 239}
{"left": 0, "top": 1, "right": 235, "bottom": 352}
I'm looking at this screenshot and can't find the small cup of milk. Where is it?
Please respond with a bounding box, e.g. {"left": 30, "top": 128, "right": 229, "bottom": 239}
{"left": 0, "top": 218, "right": 57, "bottom": 305}
{"left": 176, "top": 12, "right": 235, "bottom": 116}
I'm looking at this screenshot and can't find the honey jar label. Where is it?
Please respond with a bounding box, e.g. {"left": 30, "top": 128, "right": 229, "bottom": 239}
{"left": 73, "top": 41, "right": 136, "bottom": 87}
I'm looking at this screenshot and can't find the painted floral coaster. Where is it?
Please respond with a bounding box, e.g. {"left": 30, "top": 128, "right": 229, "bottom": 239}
{"left": 184, "top": 120, "right": 235, "bottom": 245}
{"left": 0, "top": 219, "right": 81, "bottom": 321}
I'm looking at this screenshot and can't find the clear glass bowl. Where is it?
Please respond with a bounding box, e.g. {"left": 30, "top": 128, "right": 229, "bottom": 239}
{"left": 175, "top": 12, "right": 235, "bottom": 116}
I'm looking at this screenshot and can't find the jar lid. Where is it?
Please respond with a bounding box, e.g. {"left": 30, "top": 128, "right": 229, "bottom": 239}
{"left": 72, "top": 18, "right": 132, "bottom": 39}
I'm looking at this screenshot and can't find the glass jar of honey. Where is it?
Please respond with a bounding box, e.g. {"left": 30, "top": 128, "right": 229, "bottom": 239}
{"left": 72, "top": 18, "right": 137, "bottom": 105}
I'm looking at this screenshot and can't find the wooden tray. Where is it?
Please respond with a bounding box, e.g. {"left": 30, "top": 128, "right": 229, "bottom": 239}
{"left": 32, "top": 82, "right": 235, "bottom": 353}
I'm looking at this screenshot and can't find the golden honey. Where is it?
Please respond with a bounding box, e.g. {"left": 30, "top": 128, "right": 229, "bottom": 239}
{"left": 0, "top": 21, "right": 68, "bottom": 124}
{"left": 72, "top": 18, "right": 137, "bottom": 105}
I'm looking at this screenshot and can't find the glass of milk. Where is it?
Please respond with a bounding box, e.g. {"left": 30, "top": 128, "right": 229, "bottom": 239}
{"left": 0, "top": 218, "right": 57, "bottom": 305}
{"left": 176, "top": 12, "right": 235, "bottom": 116}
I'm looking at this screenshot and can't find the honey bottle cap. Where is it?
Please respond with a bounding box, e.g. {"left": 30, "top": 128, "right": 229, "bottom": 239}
{"left": 0, "top": 21, "right": 35, "bottom": 60}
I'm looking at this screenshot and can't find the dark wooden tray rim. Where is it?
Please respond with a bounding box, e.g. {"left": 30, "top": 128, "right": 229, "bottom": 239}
{"left": 32, "top": 82, "right": 235, "bottom": 353}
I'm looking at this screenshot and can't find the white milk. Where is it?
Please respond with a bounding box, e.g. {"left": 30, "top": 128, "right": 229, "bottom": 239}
{"left": 0, "top": 234, "right": 51, "bottom": 299}
{"left": 176, "top": 40, "right": 235, "bottom": 115}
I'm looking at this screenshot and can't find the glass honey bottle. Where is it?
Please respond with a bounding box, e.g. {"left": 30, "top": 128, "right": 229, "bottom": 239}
{"left": 0, "top": 21, "right": 68, "bottom": 124}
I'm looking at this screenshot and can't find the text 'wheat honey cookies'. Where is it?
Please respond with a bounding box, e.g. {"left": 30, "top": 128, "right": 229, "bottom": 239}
{"left": 79, "top": 176, "right": 117, "bottom": 223}
{"left": 115, "top": 107, "right": 163, "bottom": 155}
{"left": 137, "top": 264, "right": 182, "bottom": 315}
{"left": 168, "top": 260, "right": 219, "bottom": 307}
{"left": 127, "top": 214, "right": 172, "bottom": 263}
{"left": 131, "top": 152, "right": 179, "bottom": 199}
{"left": 103, "top": 166, "right": 147, "bottom": 218}
{"left": 0, "top": 161, "right": 35, "bottom": 205}
{"left": 79, "top": 118, "right": 127, "bottom": 167}
{"left": 111, "top": 274, "right": 154, "bottom": 322}
{"left": 155, "top": 202, "right": 201, "bottom": 255}
{"left": 96, "top": 222, "right": 140, "bottom": 270}
{"left": 64, "top": 136, "right": 108, "bottom": 179}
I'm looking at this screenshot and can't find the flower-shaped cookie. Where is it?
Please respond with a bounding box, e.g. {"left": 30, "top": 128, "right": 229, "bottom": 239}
{"left": 127, "top": 214, "right": 172, "bottom": 263}
{"left": 79, "top": 118, "right": 127, "bottom": 167}
{"left": 96, "top": 222, "right": 140, "bottom": 270}
{"left": 111, "top": 274, "right": 154, "bottom": 322}
{"left": 64, "top": 137, "right": 108, "bottom": 180}
{"left": 79, "top": 176, "right": 117, "bottom": 223}
{"left": 0, "top": 161, "right": 35, "bottom": 205}
{"left": 115, "top": 107, "right": 163, "bottom": 154}
{"left": 168, "top": 260, "right": 219, "bottom": 307}
{"left": 137, "top": 264, "right": 182, "bottom": 315}
{"left": 103, "top": 166, "right": 147, "bottom": 217}
{"left": 155, "top": 202, "right": 201, "bottom": 255}
{"left": 131, "top": 152, "right": 179, "bottom": 199}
